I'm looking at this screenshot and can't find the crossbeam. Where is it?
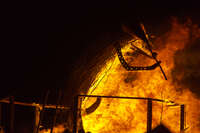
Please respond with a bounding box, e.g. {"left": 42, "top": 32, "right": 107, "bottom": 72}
{"left": 0, "top": 99, "right": 70, "bottom": 110}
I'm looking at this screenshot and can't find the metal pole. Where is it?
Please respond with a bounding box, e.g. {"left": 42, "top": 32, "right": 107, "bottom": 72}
{"left": 147, "top": 99, "right": 152, "bottom": 133}
{"left": 180, "top": 104, "right": 185, "bottom": 132}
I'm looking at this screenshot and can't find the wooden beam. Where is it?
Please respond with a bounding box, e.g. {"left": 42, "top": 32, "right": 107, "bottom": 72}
{"left": 73, "top": 96, "right": 79, "bottom": 133}
{"left": 36, "top": 90, "right": 50, "bottom": 133}
{"left": 50, "top": 88, "right": 62, "bottom": 133}
{"left": 0, "top": 99, "right": 69, "bottom": 110}
{"left": 34, "top": 106, "right": 40, "bottom": 133}
{"left": 147, "top": 99, "right": 152, "bottom": 133}
{"left": 9, "top": 96, "right": 14, "bottom": 133}
{"left": 180, "top": 104, "right": 185, "bottom": 132}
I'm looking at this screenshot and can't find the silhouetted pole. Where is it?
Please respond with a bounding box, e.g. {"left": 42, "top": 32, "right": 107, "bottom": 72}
{"left": 180, "top": 104, "right": 185, "bottom": 132}
{"left": 73, "top": 96, "right": 79, "bottom": 133}
{"left": 50, "top": 88, "right": 62, "bottom": 133}
{"left": 9, "top": 96, "right": 14, "bottom": 133}
{"left": 36, "top": 90, "right": 50, "bottom": 133}
{"left": 0, "top": 103, "right": 2, "bottom": 132}
{"left": 147, "top": 99, "right": 152, "bottom": 133}
{"left": 140, "top": 23, "right": 167, "bottom": 80}
{"left": 34, "top": 106, "right": 40, "bottom": 133}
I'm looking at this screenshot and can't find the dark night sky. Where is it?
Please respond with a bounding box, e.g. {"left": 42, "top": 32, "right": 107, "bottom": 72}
{"left": 1, "top": 1, "right": 200, "bottom": 102}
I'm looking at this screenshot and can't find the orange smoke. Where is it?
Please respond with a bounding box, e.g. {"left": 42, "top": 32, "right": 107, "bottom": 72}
{"left": 81, "top": 18, "right": 200, "bottom": 133}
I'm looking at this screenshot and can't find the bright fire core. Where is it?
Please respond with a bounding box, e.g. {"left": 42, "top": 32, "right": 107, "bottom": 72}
{"left": 81, "top": 19, "right": 200, "bottom": 133}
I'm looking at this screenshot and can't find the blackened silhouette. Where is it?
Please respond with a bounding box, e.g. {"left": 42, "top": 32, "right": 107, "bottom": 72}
{"left": 151, "top": 124, "right": 172, "bottom": 133}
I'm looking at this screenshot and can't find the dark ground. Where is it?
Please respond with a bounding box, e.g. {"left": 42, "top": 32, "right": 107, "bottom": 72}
{"left": 1, "top": 1, "right": 200, "bottom": 132}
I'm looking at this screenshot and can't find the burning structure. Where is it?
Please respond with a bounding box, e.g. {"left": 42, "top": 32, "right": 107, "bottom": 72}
{"left": 68, "top": 18, "right": 200, "bottom": 133}
{"left": 1, "top": 8, "right": 200, "bottom": 132}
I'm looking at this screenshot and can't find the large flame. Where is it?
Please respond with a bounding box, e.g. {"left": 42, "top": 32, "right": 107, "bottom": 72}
{"left": 81, "top": 18, "right": 200, "bottom": 133}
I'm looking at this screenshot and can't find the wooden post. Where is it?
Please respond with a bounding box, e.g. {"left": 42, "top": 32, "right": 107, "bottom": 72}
{"left": 34, "top": 106, "right": 40, "bottom": 133}
{"left": 9, "top": 96, "right": 14, "bottom": 133}
{"left": 180, "top": 104, "right": 185, "bottom": 132}
{"left": 147, "top": 99, "right": 152, "bottom": 133}
{"left": 0, "top": 103, "right": 3, "bottom": 133}
{"left": 36, "top": 90, "right": 50, "bottom": 133}
{"left": 50, "top": 88, "right": 62, "bottom": 133}
{"left": 73, "top": 96, "right": 79, "bottom": 133}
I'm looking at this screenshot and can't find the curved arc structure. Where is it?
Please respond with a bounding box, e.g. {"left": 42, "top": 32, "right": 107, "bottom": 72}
{"left": 114, "top": 42, "right": 160, "bottom": 71}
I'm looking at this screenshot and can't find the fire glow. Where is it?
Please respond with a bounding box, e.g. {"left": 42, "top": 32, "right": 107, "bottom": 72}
{"left": 81, "top": 18, "right": 200, "bottom": 133}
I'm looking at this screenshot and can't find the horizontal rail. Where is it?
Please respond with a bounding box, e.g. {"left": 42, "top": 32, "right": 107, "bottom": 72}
{"left": 79, "top": 95, "right": 178, "bottom": 104}
{"left": 0, "top": 99, "right": 70, "bottom": 110}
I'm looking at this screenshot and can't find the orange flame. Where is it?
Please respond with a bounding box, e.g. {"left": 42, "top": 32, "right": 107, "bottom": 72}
{"left": 81, "top": 18, "right": 200, "bottom": 133}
